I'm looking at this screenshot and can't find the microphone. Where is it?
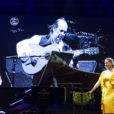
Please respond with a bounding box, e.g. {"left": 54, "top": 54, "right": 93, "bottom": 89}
{"left": 69, "top": 20, "right": 75, "bottom": 24}
{"left": 65, "top": 33, "right": 77, "bottom": 37}
{"left": 67, "top": 20, "right": 75, "bottom": 24}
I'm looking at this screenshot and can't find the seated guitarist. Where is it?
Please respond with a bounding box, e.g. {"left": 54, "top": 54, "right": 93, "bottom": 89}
{"left": 16, "top": 17, "right": 77, "bottom": 85}
{"left": 16, "top": 17, "right": 99, "bottom": 86}
{"left": 17, "top": 17, "right": 73, "bottom": 55}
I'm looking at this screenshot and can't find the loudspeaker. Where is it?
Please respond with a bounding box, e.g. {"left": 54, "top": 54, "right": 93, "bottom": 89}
{"left": 6, "top": 57, "right": 33, "bottom": 87}
{"left": 77, "top": 60, "right": 97, "bottom": 72}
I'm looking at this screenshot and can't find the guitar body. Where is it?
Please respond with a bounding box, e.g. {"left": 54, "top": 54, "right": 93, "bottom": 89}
{"left": 22, "top": 44, "right": 59, "bottom": 74}
{"left": 21, "top": 43, "right": 99, "bottom": 74}
{"left": 22, "top": 57, "right": 48, "bottom": 74}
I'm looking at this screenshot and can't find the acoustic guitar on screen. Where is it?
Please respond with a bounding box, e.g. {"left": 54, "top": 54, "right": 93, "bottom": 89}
{"left": 21, "top": 46, "right": 99, "bottom": 74}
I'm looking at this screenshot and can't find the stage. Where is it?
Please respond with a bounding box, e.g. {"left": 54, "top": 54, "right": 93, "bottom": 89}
{"left": 0, "top": 86, "right": 101, "bottom": 114}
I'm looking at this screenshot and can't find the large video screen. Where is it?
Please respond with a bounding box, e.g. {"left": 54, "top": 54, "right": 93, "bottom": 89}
{"left": 0, "top": 14, "right": 114, "bottom": 87}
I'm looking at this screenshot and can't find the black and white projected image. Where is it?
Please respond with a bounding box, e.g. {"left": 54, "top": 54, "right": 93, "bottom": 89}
{"left": 0, "top": 14, "right": 114, "bottom": 87}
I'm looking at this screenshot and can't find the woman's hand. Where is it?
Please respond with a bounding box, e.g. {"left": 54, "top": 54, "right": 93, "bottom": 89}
{"left": 88, "top": 90, "right": 92, "bottom": 95}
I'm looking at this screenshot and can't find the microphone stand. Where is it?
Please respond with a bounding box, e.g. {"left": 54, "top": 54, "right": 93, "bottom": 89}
{"left": 6, "top": 55, "right": 18, "bottom": 87}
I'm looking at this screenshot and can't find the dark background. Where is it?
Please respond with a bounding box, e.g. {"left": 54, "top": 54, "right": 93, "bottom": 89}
{"left": 0, "top": 0, "right": 114, "bottom": 87}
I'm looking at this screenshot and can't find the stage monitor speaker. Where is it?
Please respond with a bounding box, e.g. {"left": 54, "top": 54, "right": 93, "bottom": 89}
{"left": 77, "top": 60, "right": 97, "bottom": 73}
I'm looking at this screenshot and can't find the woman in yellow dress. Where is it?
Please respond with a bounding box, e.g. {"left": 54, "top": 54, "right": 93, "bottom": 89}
{"left": 88, "top": 57, "right": 114, "bottom": 114}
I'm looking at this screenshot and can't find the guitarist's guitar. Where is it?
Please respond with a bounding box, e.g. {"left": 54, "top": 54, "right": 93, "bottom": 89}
{"left": 20, "top": 44, "right": 99, "bottom": 74}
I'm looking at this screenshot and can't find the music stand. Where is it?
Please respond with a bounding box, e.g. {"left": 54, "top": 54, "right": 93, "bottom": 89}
{"left": 38, "top": 51, "right": 73, "bottom": 87}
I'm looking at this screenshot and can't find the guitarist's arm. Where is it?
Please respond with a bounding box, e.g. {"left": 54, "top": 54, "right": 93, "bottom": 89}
{"left": 16, "top": 39, "right": 32, "bottom": 55}
{"left": 16, "top": 35, "right": 42, "bottom": 62}
{"left": 16, "top": 40, "right": 31, "bottom": 63}
{"left": 69, "top": 51, "right": 81, "bottom": 68}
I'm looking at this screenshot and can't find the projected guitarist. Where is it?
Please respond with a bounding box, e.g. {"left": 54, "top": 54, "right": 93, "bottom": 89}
{"left": 16, "top": 17, "right": 99, "bottom": 75}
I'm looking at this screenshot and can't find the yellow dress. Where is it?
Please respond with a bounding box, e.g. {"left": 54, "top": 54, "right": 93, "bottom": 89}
{"left": 99, "top": 70, "right": 114, "bottom": 114}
